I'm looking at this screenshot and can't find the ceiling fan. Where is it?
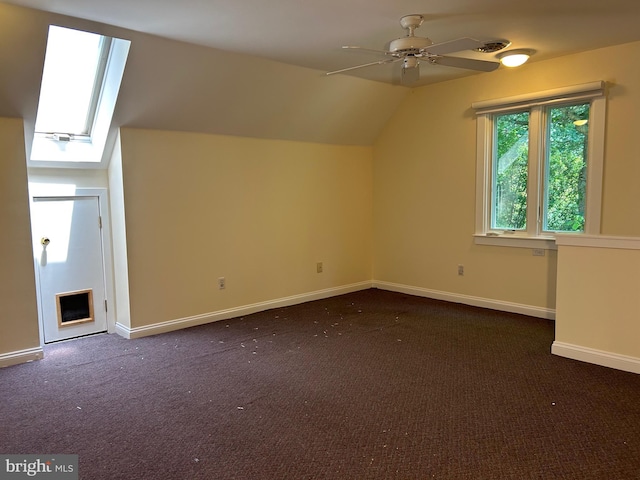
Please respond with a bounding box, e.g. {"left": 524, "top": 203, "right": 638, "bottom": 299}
{"left": 326, "top": 14, "right": 501, "bottom": 84}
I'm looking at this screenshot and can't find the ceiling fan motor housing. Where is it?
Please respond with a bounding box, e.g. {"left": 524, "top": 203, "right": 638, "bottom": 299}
{"left": 389, "top": 36, "right": 433, "bottom": 55}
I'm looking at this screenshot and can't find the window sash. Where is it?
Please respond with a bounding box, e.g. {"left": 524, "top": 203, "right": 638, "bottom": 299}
{"left": 488, "top": 103, "right": 589, "bottom": 236}
{"left": 474, "top": 82, "right": 605, "bottom": 247}
{"left": 34, "top": 26, "right": 112, "bottom": 138}
{"left": 541, "top": 103, "right": 590, "bottom": 233}
{"left": 490, "top": 110, "right": 530, "bottom": 231}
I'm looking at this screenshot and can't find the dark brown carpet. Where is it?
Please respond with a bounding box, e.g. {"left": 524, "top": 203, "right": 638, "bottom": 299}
{"left": 1, "top": 288, "right": 639, "bottom": 479}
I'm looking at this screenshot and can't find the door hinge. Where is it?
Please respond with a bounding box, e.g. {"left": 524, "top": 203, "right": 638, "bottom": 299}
{"left": 104, "top": 300, "right": 108, "bottom": 312}
{"left": 99, "top": 216, "right": 103, "bottom": 229}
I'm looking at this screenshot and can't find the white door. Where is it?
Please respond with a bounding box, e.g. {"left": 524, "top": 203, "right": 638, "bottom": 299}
{"left": 31, "top": 196, "right": 108, "bottom": 343}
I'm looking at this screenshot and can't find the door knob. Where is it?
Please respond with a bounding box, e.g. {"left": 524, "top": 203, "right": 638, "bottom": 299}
{"left": 41, "top": 237, "right": 50, "bottom": 246}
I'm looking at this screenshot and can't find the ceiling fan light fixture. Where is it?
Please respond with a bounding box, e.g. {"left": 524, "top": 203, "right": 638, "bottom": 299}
{"left": 497, "top": 49, "right": 533, "bottom": 67}
{"left": 403, "top": 56, "right": 419, "bottom": 69}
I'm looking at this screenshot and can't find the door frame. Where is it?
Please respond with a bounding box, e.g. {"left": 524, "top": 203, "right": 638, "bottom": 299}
{"left": 31, "top": 188, "right": 116, "bottom": 345}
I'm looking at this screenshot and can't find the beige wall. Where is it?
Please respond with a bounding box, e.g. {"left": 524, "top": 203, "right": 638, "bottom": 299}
{"left": 119, "top": 128, "right": 373, "bottom": 328}
{"left": 373, "top": 40, "right": 640, "bottom": 311}
{"left": 556, "top": 244, "right": 640, "bottom": 353}
{"left": 2, "top": 39, "right": 639, "bottom": 364}
{"left": 0, "top": 117, "right": 40, "bottom": 356}
{"left": 554, "top": 237, "right": 640, "bottom": 372}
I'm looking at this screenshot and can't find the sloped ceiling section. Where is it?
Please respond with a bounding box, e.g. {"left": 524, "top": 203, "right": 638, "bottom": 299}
{"left": 0, "top": 3, "right": 408, "bottom": 148}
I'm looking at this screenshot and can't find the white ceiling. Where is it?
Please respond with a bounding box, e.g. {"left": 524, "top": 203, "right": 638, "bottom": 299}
{"left": 4, "top": 0, "right": 640, "bottom": 86}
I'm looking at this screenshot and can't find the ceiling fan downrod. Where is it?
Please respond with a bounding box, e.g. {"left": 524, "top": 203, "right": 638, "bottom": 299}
{"left": 400, "top": 14, "right": 424, "bottom": 36}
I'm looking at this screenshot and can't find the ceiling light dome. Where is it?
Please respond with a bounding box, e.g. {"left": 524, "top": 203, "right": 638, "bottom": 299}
{"left": 497, "top": 49, "right": 533, "bottom": 67}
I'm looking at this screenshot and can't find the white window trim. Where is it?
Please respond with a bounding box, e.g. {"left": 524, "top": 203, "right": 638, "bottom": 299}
{"left": 473, "top": 81, "right": 606, "bottom": 249}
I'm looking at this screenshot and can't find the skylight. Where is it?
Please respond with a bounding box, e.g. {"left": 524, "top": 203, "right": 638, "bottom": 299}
{"left": 30, "top": 25, "right": 131, "bottom": 165}
{"left": 35, "top": 26, "right": 110, "bottom": 138}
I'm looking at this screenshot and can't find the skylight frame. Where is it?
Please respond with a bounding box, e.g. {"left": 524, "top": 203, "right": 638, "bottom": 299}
{"left": 34, "top": 26, "right": 113, "bottom": 141}
{"left": 80, "top": 36, "right": 113, "bottom": 138}
{"left": 29, "top": 25, "right": 131, "bottom": 166}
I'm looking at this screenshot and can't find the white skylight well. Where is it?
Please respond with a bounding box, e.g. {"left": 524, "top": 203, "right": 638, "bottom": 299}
{"left": 30, "top": 25, "right": 131, "bottom": 165}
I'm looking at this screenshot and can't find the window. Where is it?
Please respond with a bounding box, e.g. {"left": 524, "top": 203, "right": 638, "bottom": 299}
{"left": 34, "top": 26, "right": 112, "bottom": 139}
{"left": 473, "top": 82, "right": 606, "bottom": 249}
{"left": 30, "top": 25, "right": 131, "bottom": 164}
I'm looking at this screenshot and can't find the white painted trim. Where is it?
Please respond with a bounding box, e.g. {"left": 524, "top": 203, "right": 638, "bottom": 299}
{"left": 473, "top": 234, "right": 557, "bottom": 250}
{"left": 474, "top": 114, "right": 491, "bottom": 235}
{"left": 552, "top": 342, "right": 640, "bottom": 375}
{"left": 472, "top": 81, "right": 605, "bottom": 113}
{"left": 0, "top": 347, "right": 44, "bottom": 368}
{"left": 115, "top": 281, "right": 373, "bottom": 339}
{"left": 555, "top": 234, "right": 640, "bottom": 250}
{"left": 584, "top": 95, "right": 605, "bottom": 234}
{"left": 374, "top": 281, "right": 555, "bottom": 320}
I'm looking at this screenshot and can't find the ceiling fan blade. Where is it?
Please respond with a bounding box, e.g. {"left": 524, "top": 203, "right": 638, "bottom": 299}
{"left": 326, "top": 58, "right": 400, "bottom": 76}
{"left": 424, "top": 37, "right": 484, "bottom": 55}
{"left": 401, "top": 65, "right": 420, "bottom": 85}
{"left": 342, "top": 45, "right": 392, "bottom": 56}
{"left": 432, "top": 55, "right": 500, "bottom": 72}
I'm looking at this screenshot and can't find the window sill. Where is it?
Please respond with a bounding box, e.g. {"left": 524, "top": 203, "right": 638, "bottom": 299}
{"left": 473, "top": 233, "right": 557, "bottom": 250}
{"left": 30, "top": 136, "right": 102, "bottom": 163}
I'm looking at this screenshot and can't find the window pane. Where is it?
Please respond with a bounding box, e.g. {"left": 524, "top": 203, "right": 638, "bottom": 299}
{"left": 34, "top": 26, "right": 106, "bottom": 136}
{"left": 492, "top": 112, "right": 529, "bottom": 230}
{"left": 544, "top": 103, "right": 589, "bottom": 232}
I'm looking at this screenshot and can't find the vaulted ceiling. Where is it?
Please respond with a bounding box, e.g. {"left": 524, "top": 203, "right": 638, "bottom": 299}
{"left": 5, "top": 0, "right": 640, "bottom": 85}
{"left": 1, "top": 1, "right": 639, "bottom": 151}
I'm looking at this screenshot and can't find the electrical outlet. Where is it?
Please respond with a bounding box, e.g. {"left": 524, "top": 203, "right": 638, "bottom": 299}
{"left": 218, "top": 277, "right": 225, "bottom": 289}
{"left": 317, "top": 262, "right": 323, "bottom": 273}
{"left": 457, "top": 264, "right": 464, "bottom": 276}
{"left": 532, "top": 249, "right": 545, "bottom": 257}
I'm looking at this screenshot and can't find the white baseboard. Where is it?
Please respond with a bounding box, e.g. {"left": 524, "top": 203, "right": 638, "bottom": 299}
{"left": 0, "top": 346, "right": 44, "bottom": 368}
{"left": 115, "top": 281, "right": 373, "bottom": 339}
{"left": 116, "top": 280, "right": 555, "bottom": 339}
{"left": 552, "top": 341, "right": 640, "bottom": 374}
{"left": 373, "top": 280, "right": 556, "bottom": 320}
